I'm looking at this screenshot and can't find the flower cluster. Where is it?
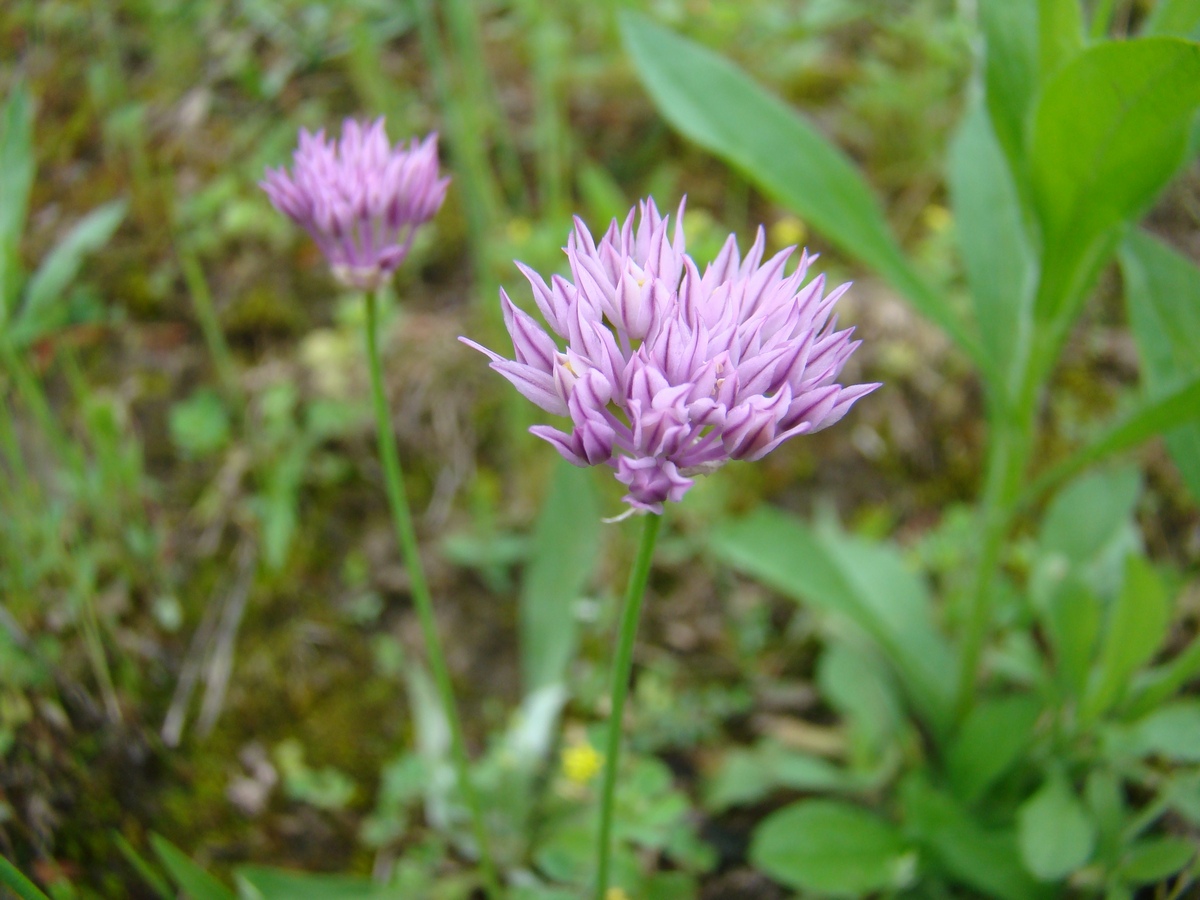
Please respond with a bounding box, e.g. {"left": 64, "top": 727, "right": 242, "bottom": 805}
{"left": 261, "top": 118, "right": 449, "bottom": 290}
{"left": 462, "top": 199, "right": 878, "bottom": 512}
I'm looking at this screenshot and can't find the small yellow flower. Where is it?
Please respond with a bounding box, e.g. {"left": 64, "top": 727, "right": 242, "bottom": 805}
{"left": 506, "top": 217, "right": 533, "bottom": 245}
{"left": 922, "top": 204, "right": 952, "bottom": 234}
{"left": 560, "top": 740, "right": 603, "bottom": 785}
{"left": 769, "top": 215, "right": 807, "bottom": 248}
{"left": 605, "top": 888, "right": 631, "bottom": 900}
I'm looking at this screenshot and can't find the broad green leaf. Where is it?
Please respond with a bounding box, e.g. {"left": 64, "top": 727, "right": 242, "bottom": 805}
{"left": 709, "top": 507, "right": 954, "bottom": 735}
{"left": 1038, "top": 466, "right": 1140, "bottom": 567}
{"left": 1043, "top": 578, "right": 1100, "bottom": 696}
{"left": 520, "top": 460, "right": 601, "bottom": 692}
{"left": 0, "top": 84, "right": 34, "bottom": 319}
{"left": 750, "top": 800, "right": 915, "bottom": 896}
{"left": 150, "top": 834, "right": 236, "bottom": 900}
{"left": 948, "top": 96, "right": 1035, "bottom": 388}
{"left": 1017, "top": 773, "right": 1097, "bottom": 881}
{"left": 1129, "top": 700, "right": 1200, "bottom": 762}
{"left": 619, "top": 11, "right": 982, "bottom": 366}
{"left": 947, "top": 693, "right": 1041, "bottom": 804}
{"left": 704, "top": 741, "right": 857, "bottom": 812}
{"left": 16, "top": 200, "right": 127, "bottom": 345}
{"left": 1082, "top": 556, "right": 1171, "bottom": 720}
{"left": 1120, "top": 230, "right": 1200, "bottom": 500}
{"left": 235, "top": 867, "right": 408, "bottom": 899}
{"left": 1144, "top": 0, "right": 1200, "bottom": 38}
{"left": 0, "top": 857, "right": 52, "bottom": 900}
{"left": 818, "top": 639, "right": 902, "bottom": 756}
{"left": 901, "top": 776, "right": 1052, "bottom": 900}
{"left": 1030, "top": 38, "right": 1200, "bottom": 328}
{"left": 978, "top": 0, "right": 1082, "bottom": 182}
{"left": 979, "top": 0, "right": 1038, "bottom": 179}
{"left": 1084, "top": 768, "right": 1126, "bottom": 859}
{"left": 1118, "top": 836, "right": 1197, "bottom": 884}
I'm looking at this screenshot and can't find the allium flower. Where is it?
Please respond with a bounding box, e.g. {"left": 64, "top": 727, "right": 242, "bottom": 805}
{"left": 461, "top": 199, "right": 879, "bottom": 513}
{"left": 261, "top": 118, "right": 449, "bottom": 290}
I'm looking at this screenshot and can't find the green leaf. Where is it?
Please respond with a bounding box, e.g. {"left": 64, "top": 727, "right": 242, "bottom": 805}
{"left": 1030, "top": 38, "right": 1200, "bottom": 329}
{"left": 750, "top": 800, "right": 915, "bottom": 896}
{"left": 0, "top": 84, "right": 35, "bottom": 324}
{"left": 818, "top": 639, "right": 903, "bottom": 756}
{"left": 1017, "top": 773, "right": 1097, "bottom": 881}
{"left": 1165, "top": 771, "right": 1200, "bottom": 826}
{"left": 619, "top": 11, "right": 982, "bottom": 366}
{"left": 235, "top": 866, "right": 409, "bottom": 899}
{"left": 1129, "top": 700, "right": 1200, "bottom": 762}
{"left": 1128, "top": 630, "right": 1200, "bottom": 717}
{"left": 1120, "top": 229, "right": 1200, "bottom": 500}
{"left": 1043, "top": 578, "right": 1100, "bottom": 696}
{"left": 704, "top": 740, "right": 858, "bottom": 812}
{"left": 520, "top": 460, "right": 601, "bottom": 692}
{"left": 947, "top": 693, "right": 1041, "bottom": 804}
{"left": 1022, "top": 372, "right": 1200, "bottom": 508}
{"left": 978, "top": 0, "right": 1039, "bottom": 180}
{"left": 1082, "top": 555, "right": 1171, "bottom": 720}
{"left": 977, "top": 0, "right": 1082, "bottom": 178}
{"left": 1118, "top": 836, "right": 1197, "bottom": 884}
{"left": 15, "top": 200, "right": 127, "bottom": 345}
{"left": 1037, "top": 0, "right": 1084, "bottom": 74}
{"left": 169, "top": 389, "right": 232, "bottom": 459}
{"left": 1037, "top": 466, "right": 1140, "bottom": 566}
{"left": 1144, "top": 0, "right": 1200, "bottom": 38}
{"left": 0, "top": 857, "right": 52, "bottom": 900}
{"left": 113, "top": 832, "right": 173, "bottom": 900}
{"left": 948, "top": 95, "right": 1035, "bottom": 387}
{"left": 901, "top": 776, "right": 1052, "bottom": 900}
{"left": 709, "top": 507, "right": 954, "bottom": 735}
{"left": 150, "top": 834, "right": 236, "bottom": 900}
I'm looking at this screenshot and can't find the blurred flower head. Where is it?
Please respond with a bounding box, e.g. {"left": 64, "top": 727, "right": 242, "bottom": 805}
{"left": 560, "top": 740, "right": 603, "bottom": 785}
{"left": 462, "top": 199, "right": 879, "bottom": 513}
{"left": 261, "top": 118, "right": 449, "bottom": 290}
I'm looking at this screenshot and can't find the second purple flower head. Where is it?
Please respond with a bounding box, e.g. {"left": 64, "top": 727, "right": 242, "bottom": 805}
{"left": 261, "top": 118, "right": 449, "bottom": 290}
{"left": 462, "top": 199, "right": 879, "bottom": 513}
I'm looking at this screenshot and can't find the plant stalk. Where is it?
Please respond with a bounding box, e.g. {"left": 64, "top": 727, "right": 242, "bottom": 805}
{"left": 362, "top": 291, "right": 500, "bottom": 899}
{"left": 955, "top": 368, "right": 1040, "bottom": 720}
{"left": 595, "top": 511, "right": 663, "bottom": 900}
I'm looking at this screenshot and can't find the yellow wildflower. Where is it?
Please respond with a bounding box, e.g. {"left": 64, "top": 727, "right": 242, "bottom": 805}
{"left": 560, "top": 740, "right": 603, "bottom": 785}
{"left": 769, "top": 215, "right": 807, "bottom": 248}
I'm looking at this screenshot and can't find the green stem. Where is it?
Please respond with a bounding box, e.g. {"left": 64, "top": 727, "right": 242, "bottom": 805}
{"left": 595, "top": 511, "right": 663, "bottom": 900}
{"left": 955, "top": 371, "right": 1039, "bottom": 720}
{"left": 362, "top": 291, "right": 500, "bottom": 899}
{"left": 177, "top": 244, "right": 239, "bottom": 401}
{"left": 77, "top": 559, "right": 122, "bottom": 722}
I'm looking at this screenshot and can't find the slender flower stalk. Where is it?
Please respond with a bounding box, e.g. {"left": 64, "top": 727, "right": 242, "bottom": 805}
{"left": 364, "top": 293, "right": 499, "bottom": 898}
{"left": 264, "top": 119, "right": 498, "bottom": 896}
{"left": 463, "top": 199, "right": 876, "bottom": 896}
{"left": 595, "top": 511, "right": 662, "bottom": 900}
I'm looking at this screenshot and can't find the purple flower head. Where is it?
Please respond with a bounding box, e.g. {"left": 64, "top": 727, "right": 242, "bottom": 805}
{"left": 461, "top": 199, "right": 880, "bottom": 514}
{"left": 261, "top": 119, "right": 449, "bottom": 290}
